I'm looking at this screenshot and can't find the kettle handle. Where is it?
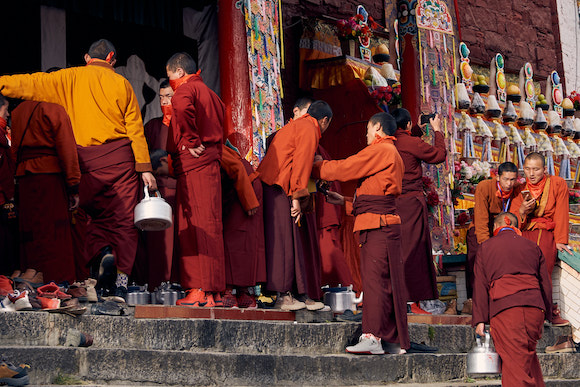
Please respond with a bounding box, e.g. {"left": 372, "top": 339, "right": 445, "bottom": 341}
{"left": 143, "top": 185, "right": 164, "bottom": 199}
{"left": 484, "top": 331, "right": 491, "bottom": 348}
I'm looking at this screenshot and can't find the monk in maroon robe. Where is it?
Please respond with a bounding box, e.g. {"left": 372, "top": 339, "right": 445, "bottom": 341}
{"left": 10, "top": 101, "right": 80, "bottom": 284}
{"left": 392, "top": 109, "right": 446, "bottom": 308}
{"left": 473, "top": 212, "right": 551, "bottom": 386}
{"left": 166, "top": 53, "right": 225, "bottom": 308}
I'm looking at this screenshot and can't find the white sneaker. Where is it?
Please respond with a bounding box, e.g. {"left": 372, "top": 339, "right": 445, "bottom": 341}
{"left": 0, "top": 296, "right": 16, "bottom": 312}
{"left": 345, "top": 333, "right": 385, "bottom": 355}
{"left": 9, "top": 290, "right": 33, "bottom": 311}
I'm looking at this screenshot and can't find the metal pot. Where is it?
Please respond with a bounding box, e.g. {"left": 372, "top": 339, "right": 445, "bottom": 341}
{"left": 127, "top": 290, "right": 151, "bottom": 306}
{"left": 134, "top": 185, "right": 172, "bottom": 231}
{"left": 322, "top": 285, "right": 363, "bottom": 313}
{"left": 152, "top": 282, "right": 185, "bottom": 305}
{"left": 467, "top": 332, "right": 502, "bottom": 376}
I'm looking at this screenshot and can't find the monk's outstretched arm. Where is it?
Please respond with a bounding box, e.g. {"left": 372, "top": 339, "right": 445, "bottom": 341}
{"left": 313, "top": 146, "right": 392, "bottom": 183}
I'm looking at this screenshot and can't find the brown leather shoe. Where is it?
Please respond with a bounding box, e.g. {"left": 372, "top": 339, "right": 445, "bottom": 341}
{"left": 444, "top": 299, "right": 457, "bottom": 315}
{"left": 461, "top": 299, "right": 473, "bottom": 315}
{"left": 545, "top": 335, "right": 575, "bottom": 353}
{"left": 552, "top": 303, "right": 570, "bottom": 327}
{"left": 19, "top": 269, "right": 36, "bottom": 281}
{"left": 9, "top": 270, "right": 21, "bottom": 279}
{"left": 29, "top": 271, "right": 43, "bottom": 285}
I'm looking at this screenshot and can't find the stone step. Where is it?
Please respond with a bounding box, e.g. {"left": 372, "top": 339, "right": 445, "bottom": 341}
{"left": 0, "top": 312, "right": 571, "bottom": 355}
{"left": 3, "top": 346, "right": 579, "bottom": 386}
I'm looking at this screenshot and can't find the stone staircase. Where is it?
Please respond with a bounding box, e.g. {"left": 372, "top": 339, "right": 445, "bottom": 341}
{"left": 1, "top": 311, "right": 579, "bottom": 386}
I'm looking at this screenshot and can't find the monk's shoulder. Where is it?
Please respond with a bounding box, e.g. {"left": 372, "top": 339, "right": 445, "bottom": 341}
{"left": 550, "top": 175, "right": 568, "bottom": 191}
{"left": 475, "top": 178, "right": 494, "bottom": 193}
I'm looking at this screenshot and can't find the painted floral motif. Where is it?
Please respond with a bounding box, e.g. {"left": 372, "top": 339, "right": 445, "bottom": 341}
{"left": 416, "top": 0, "right": 453, "bottom": 34}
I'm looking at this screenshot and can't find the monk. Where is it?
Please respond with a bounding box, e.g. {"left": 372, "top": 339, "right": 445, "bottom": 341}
{"left": 511, "top": 152, "right": 570, "bottom": 326}
{"left": 473, "top": 212, "right": 551, "bottom": 387}
{"left": 166, "top": 52, "right": 225, "bottom": 308}
{"left": 313, "top": 112, "right": 409, "bottom": 354}
{"left": 392, "top": 108, "right": 446, "bottom": 313}
{"left": 0, "top": 39, "right": 156, "bottom": 300}
{"left": 466, "top": 162, "right": 520, "bottom": 310}
{"left": 257, "top": 100, "right": 332, "bottom": 311}
{"left": 140, "top": 80, "right": 178, "bottom": 290}
{"left": 220, "top": 143, "right": 265, "bottom": 308}
{"left": 10, "top": 101, "right": 80, "bottom": 284}
{"left": 0, "top": 93, "right": 18, "bottom": 275}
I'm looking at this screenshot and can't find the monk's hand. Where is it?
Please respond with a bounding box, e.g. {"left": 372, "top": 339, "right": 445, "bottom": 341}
{"left": 141, "top": 172, "right": 158, "bottom": 191}
{"left": 187, "top": 144, "right": 206, "bottom": 158}
{"left": 291, "top": 198, "right": 302, "bottom": 224}
{"left": 326, "top": 191, "right": 345, "bottom": 205}
{"left": 247, "top": 207, "right": 258, "bottom": 216}
{"left": 475, "top": 323, "right": 485, "bottom": 337}
{"left": 556, "top": 243, "right": 573, "bottom": 254}
{"left": 69, "top": 194, "right": 80, "bottom": 211}
{"left": 430, "top": 114, "right": 442, "bottom": 132}
{"left": 519, "top": 197, "right": 536, "bottom": 217}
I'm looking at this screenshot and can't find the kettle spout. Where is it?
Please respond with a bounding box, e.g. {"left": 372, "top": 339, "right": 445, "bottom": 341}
{"left": 353, "top": 291, "right": 363, "bottom": 304}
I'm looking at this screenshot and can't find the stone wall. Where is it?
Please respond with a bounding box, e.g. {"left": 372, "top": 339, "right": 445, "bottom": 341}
{"left": 456, "top": 0, "right": 564, "bottom": 90}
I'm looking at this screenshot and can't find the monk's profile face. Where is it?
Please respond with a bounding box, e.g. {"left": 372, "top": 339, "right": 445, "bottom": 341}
{"left": 319, "top": 117, "right": 331, "bottom": 133}
{"left": 366, "top": 120, "right": 382, "bottom": 145}
{"left": 0, "top": 102, "right": 8, "bottom": 121}
{"left": 496, "top": 171, "right": 517, "bottom": 192}
{"left": 166, "top": 66, "right": 185, "bottom": 80}
{"left": 523, "top": 158, "right": 546, "bottom": 184}
{"left": 159, "top": 87, "right": 174, "bottom": 107}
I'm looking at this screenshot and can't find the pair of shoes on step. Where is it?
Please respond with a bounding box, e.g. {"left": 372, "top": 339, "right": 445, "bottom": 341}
{"left": 0, "top": 290, "right": 33, "bottom": 312}
{"left": 273, "top": 292, "right": 324, "bottom": 311}
{"left": 177, "top": 289, "right": 215, "bottom": 307}
{"left": 346, "top": 333, "right": 406, "bottom": 355}
{"left": 0, "top": 355, "right": 30, "bottom": 386}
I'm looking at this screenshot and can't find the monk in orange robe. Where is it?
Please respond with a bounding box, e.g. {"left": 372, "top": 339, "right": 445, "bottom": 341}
{"left": 466, "top": 162, "right": 521, "bottom": 301}
{"left": 166, "top": 52, "right": 226, "bottom": 308}
{"left": 473, "top": 212, "right": 551, "bottom": 387}
{"left": 220, "top": 144, "right": 265, "bottom": 307}
{"left": 392, "top": 108, "right": 446, "bottom": 310}
{"left": 10, "top": 101, "right": 80, "bottom": 283}
{"left": 0, "top": 40, "right": 156, "bottom": 300}
{"left": 511, "top": 152, "right": 570, "bottom": 326}
{"left": 313, "top": 112, "right": 409, "bottom": 354}
{"left": 257, "top": 100, "right": 332, "bottom": 311}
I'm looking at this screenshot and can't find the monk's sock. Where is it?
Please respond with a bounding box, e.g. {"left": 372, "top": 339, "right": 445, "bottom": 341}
{"left": 115, "top": 271, "right": 128, "bottom": 289}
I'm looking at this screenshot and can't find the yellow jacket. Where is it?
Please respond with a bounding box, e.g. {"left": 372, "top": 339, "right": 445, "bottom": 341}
{"left": 0, "top": 60, "right": 151, "bottom": 172}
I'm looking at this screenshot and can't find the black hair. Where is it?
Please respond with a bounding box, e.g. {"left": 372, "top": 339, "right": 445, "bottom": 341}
{"left": 166, "top": 52, "right": 197, "bottom": 75}
{"left": 524, "top": 152, "right": 546, "bottom": 168}
{"left": 150, "top": 149, "right": 168, "bottom": 170}
{"left": 494, "top": 211, "right": 519, "bottom": 228}
{"left": 498, "top": 162, "right": 518, "bottom": 175}
{"left": 88, "top": 39, "right": 116, "bottom": 61}
{"left": 369, "top": 112, "right": 397, "bottom": 136}
{"left": 391, "top": 108, "right": 412, "bottom": 130}
{"left": 293, "top": 96, "right": 315, "bottom": 110}
{"left": 0, "top": 93, "right": 7, "bottom": 108}
{"left": 159, "top": 79, "right": 170, "bottom": 89}
{"left": 307, "top": 100, "right": 333, "bottom": 120}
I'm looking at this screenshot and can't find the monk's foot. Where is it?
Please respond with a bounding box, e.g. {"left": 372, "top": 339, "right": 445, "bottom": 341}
{"left": 237, "top": 291, "right": 257, "bottom": 309}
{"left": 304, "top": 298, "right": 325, "bottom": 311}
{"left": 276, "top": 292, "right": 305, "bottom": 311}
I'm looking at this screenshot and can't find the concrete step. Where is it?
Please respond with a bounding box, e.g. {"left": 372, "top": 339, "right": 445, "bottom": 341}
{"left": 0, "top": 312, "right": 571, "bottom": 355}
{"left": 3, "top": 346, "right": 580, "bottom": 386}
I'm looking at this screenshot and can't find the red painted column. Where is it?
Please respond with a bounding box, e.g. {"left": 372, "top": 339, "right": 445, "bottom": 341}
{"left": 218, "top": 0, "right": 253, "bottom": 158}
{"left": 396, "top": 0, "right": 421, "bottom": 123}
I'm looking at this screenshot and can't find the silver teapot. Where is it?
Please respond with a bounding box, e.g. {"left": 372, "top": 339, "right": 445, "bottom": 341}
{"left": 467, "top": 331, "right": 502, "bottom": 376}
{"left": 322, "top": 285, "right": 363, "bottom": 313}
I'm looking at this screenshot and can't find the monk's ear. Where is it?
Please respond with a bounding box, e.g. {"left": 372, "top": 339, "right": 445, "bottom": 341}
{"left": 84, "top": 54, "right": 91, "bottom": 64}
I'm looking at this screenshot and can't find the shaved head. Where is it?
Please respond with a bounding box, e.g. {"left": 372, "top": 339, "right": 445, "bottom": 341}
{"left": 494, "top": 212, "right": 519, "bottom": 228}
{"left": 524, "top": 152, "right": 545, "bottom": 168}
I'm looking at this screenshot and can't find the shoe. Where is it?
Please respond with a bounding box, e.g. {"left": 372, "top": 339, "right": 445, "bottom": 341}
{"left": 18, "top": 269, "right": 36, "bottom": 281}
{"left": 106, "top": 286, "right": 127, "bottom": 303}
{"left": 545, "top": 335, "right": 576, "bottom": 353}
{"left": 0, "top": 361, "right": 30, "bottom": 386}
{"left": 202, "top": 292, "right": 216, "bottom": 308}
{"left": 444, "top": 299, "right": 457, "bottom": 315}
{"left": 0, "top": 276, "right": 13, "bottom": 297}
{"left": 84, "top": 279, "right": 98, "bottom": 303}
{"left": 64, "top": 328, "right": 94, "bottom": 347}
{"left": 552, "top": 303, "right": 570, "bottom": 327}
{"left": 410, "top": 302, "right": 431, "bottom": 314}
{"left": 345, "top": 333, "right": 385, "bottom": 355}
{"left": 461, "top": 299, "right": 472, "bottom": 315}
{"left": 177, "top": 289, "right": 208, "bottom": 307}
{"left": 91, "top": 247, "right": 116, "bottom": 292}
{"left": 212, "top": 292, "right": 224, "bottom": 307}
{"left": 257, "top": 294, "right": 276, "bottom": 309}
{"left": 304, "top": 298, "right": 325, "bottom": 311}
{"left": 336, "top": 309, "right": 363, "bottom": 322}
{"left": 37, "top": 296, "right": 60, "bottom": 310}
{"left": 67, "top": 283, "right": 88, "bottom": 303}
{"left": 237, "top": 292, "right": 257, "bottom": 309}
{"left": 8, "top": 291, "right": 32, "bottom": 311}
{"left": 0, "top": 297, "right": 16, "bottom": 312}
{"left": 222, "top": 289, "right": 238, "bottom": 308}
{"left": 276, "top": 293, "right": 306, "bottom": 311}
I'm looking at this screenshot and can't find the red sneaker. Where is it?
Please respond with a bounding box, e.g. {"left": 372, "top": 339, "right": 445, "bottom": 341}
{"left": 176, "top": 289, "right": 207, "bottom": 307}
{"left": 212, "top": 292, "right": 224, "bottom": 308}
{"left": 203, "top": 293, "right": 216, "bottom": 308}
{"left": 0, "top": 276, "right": 13, "bottom": 297}
{"left": 409, "top": 302, "right": 431, "bottom": 315}
{"left": 237, "top": 292, "right": 257, "bottom": 309}
{"left": 222, "top": 289, "right": 238, "bottom": 308}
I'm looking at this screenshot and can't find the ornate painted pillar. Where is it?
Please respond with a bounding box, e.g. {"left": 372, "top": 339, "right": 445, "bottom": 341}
{"left": 396, "top": 0, "right": 421, "bottom": 121}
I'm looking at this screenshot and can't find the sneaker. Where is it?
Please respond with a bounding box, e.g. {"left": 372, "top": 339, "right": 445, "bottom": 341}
{"left": 67, "top": 283, "right": 88, "bottom": 303}
{"left": 0, "top": 297, "right": 16, "bottom": 312}
{"left": 444, "top": 299, "right": 457, "bottom": 315}
{"left": 552, "top": 303, "right": 570, "bottom": 327}
{"left": 304, "top": 298, "right": 325, "bottom": 311}
{"left": 37, "top": 296, "right": 60, "bottom": 310}
{"left": 212, "top": 292, "right": 224, "bottom": 308}
{"left": 257, "top": 294, "right": 276, "bottom": 309}
{"left": 0, "top": 360, "right": 30, "bottom": 386}
{"left": 203, "top": 292, "right": 216, "bottom": 308}
{"left": 410, "top": 302, "right": 431, "bottom": 314}
{"left": 90, "top": 247, "right": 116, "bottom": 292}
{"left": 461, "top": 299, "right": 472, "bottom": 315}
{"left": 0, "top": 276, "right": 13, "bottom": 297}
{"left": 84, "top": 279, "right": 98, "bottom": 303}
{"left": 177, "top": 289, "right": 208, "bottom": 307}
{"left": 276, "top": 293, "right": 306, "bottom": 311}
{"left": 545, "top": 335, "right": 576, "bottom": 353}
{"left": 222, "top": 289, "right": 238, "bottom": 308}
{"left": 8, "top": 291, "right": 32, "bottom": 311}
{"left": 345, "top": 333, "right": 385, "bottom": 355}
{"left": 336, "top": 310, "right": 363, "bottom": 322}
{"left": 237, "top": 292, "right": 257, "bottom": 309}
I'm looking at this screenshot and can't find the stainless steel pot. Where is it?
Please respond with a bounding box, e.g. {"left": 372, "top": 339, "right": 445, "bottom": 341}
{"left": 151, "top": 282, "right": 185, "bottom": 305}
{"left": 127, "top": 290, "right": 151, "bottom": 306}
{"left": 322, "top": 285, "right": 363, "bottom": 313}
{"left": 467, "top": 332, "right": 502, "bottom": 376}
{"left": 134, "top": 185, "right": 172, "bottom": 231}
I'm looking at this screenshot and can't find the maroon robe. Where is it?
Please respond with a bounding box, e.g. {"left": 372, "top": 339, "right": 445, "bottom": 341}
{"left": 473, "top": 229, "right": 551, "bottom": 386}
{"left": 394, "top": 128, "right": 446, "bottom": 302}
{"left": 168, "top": 74, "right": 225, "bottom": 292}
{"left": 0, "top": 124, "right": 18, "bottom": 275}
{"left": 10, "top": 101, "right": 80, "bottom": 283}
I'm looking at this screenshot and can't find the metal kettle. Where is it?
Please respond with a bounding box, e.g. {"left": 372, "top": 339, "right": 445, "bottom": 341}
{"left": 322, "top": 285, "right": 363, "bottom": 313}
{"left": 466, "top": 332, "right": 502, "bottom": 376}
